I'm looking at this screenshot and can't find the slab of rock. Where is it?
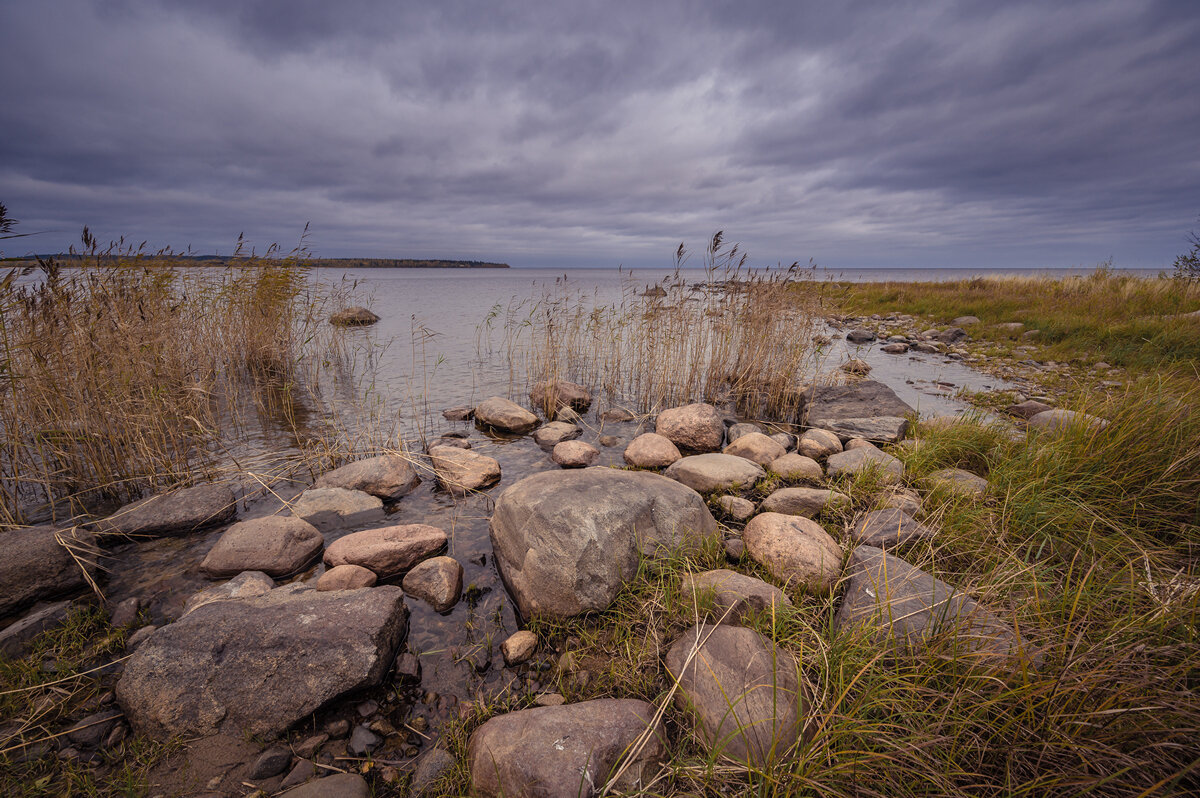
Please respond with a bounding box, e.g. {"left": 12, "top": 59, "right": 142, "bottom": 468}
{"left": 927, "top": 468, "right": 989, "bottom": 499}
{"left": 93, "top": 483, "right": 236, "bottom": 537}
{"left": 324, "top": 524, "right": 447, "bottom": 579}
{"left": 182, "top": 570, "right": 275, "bottom": 617}
{"left": 428, "top": 445, "right": 501, "bottom": 496}
{"left": 804, "top": 380, "right": 916, "bottom": 427}
{"left": 850, "top": 509, "right": 935, "bottom": 548}
{"left": 529, "top": 380, "right": 592, "bottom": 416}
{"left": 468, "top": 699, "right": 665, "bottom": 797}
{"left": 317, "top": 564, "right": 377, "bottom": 591}
{"left": 744, "top": 513, "right": 843, "bottom": 594}
{"left": 716, "top": 495, "right": 755, "bottom": 521}
{"left": 474, "top": 396, "right": 538, "bottom": 434}
{"left": 796, "top": 428, "right": 842, "bottom": 459}
{"left": 489, "top": 468, "right": 717, "bottom": 618}
{"left": 835, "top": 546, "right": 1038, "bottom": 667}
{"left": 845, "top": 328, "right": 875, "bottom": 343}
{"left": 329, "top": 307, "right": 379, "bottom": 326}
{"left": 313, "top": 455, "right": 421, "bottom": 501}
{"left": 666, "top": 624, "right": 808, "bottom": 766}
{"left": 289, "top": 488, "right": 384, "bottom": 532}
{"left": 723, "top": 432, "right": 786, "bottom": 467}
{"left": 881, "top": 342, "right": 910, "bottom": 354}
{"left": 761, "top": 487, "right": 850, "bottom": 518}
{"left": 769, "top": 453, "right": 823, "bottom": 482}
{"left": 501, "top": 630, "right": 537, "bottom": 666}
{"left": 402, "top": 556, "right": 463, "bottom": 612}
{"left": 532, "top": 421, "right": 582, "bottom": 449}
{"left": 726, "top": 422, "right": 761, "bottom": 442}
{"left": 680, "top": 569, "right": 791, "bottom": 623}
{"left": 1006, "top": 399, "right": 1054, "bottom": 419}
{"left": 552, "top": 440, "right": 599, "bottom": 468}
{"left": 655, "top": 403, "right": 725, "bottom": 452}
{"left": 200, "top": 517, "right": 323, "bottom": 578}
{"left": 822, "top": 416, "right": 910, "bottom": 444}
{"left": 664, "top": 453, "right": 766, "bottom": 494}
{"left": 279, "top": 773, "right": 369, "bottom": 798}
{"left": 1028, "top": 409, "right": 1108, "bottom": 434}
{"left": 1, "top": 525, "right": 96, "bottom": 617}
{"left": 623, "top": 432, "right": 682, "bottom": 468}
{"left": 826, "top": 446, "right": 904, "bottom": 484}
{"left": 118, "top": 585, "right": 408, "bottom": 740}
{"left": 0, "top": 600, "right": 73, "bottom": 658}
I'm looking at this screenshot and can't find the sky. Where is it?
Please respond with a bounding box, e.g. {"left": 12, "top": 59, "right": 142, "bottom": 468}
{"left": 1, "top": 0, "right": 1198, "bottom": 270}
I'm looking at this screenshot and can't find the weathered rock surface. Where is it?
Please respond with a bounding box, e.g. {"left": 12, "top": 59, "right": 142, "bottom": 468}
{"left": 279, "top": 773, "right": 369, "bottom": 798}
{"left": 926, "top": 468, "right": 989, "bottom": 499}
{"left": 835, "top": 546, "right": 1038, "bottom": 667}
{"left": 845, "top": 328, "right": 875, "bottom": 343}
{"left": 850, "top": 508, "right": 935, "bottom": 548}
{"left": 716, "top": 495, "right": 755, "bottom": 521}
{"left": 623, "top": 432, "right": 682, "bottom": 468}
{"left": 744, "top": 513, "right": 843, "bottom": 594}
{"left": 94, "top": 483, "right": 236, "bottom": 537}
{"left": 877, "top": 487, "right": 922, "bottom": 516}
{"left": 723, "top": 432, "right": 787, "bottom": 467}
{"left": 1028, "top": 409, "right": 1108, "bottom": 434}
{"left": 822, "top": 416, "right": 910, "bottom": 444}
{"left": 474, "top": 396, "right": 539, "bottom": 434}
{"left": 666, "top": 624, "right": 808, "bottom": 766}
{"left": 826, "top": 446, "right": 904, "bottom": 483}
{"left": 796, "top": 428, "right": 843, "bottom": 459}
{"left": 0, "top": 600, "right": 73, "bottom": 658}
{"left": 489, "top": 468, "right": 717, "bottom": 618}
{"left": 428, "top": 445, "right": 502, "bottom": 496}
{"left": 532, "top": 421, "right": 582, "bottom": 449}
{"left": 726, "top": 422, "right": 762, "bottom": 442}
{"left": 317, "top": 564, "right": 377, "bottom": 591}
{"left": 600, "top": 406, "right": 636, "bottom": 422}
{"left": 324, "top": 524, "right": 447, "bottom": 579}
{"left": 313, "top": 455, "right": 421, "bottom": 501}
{"left": 468, "top": 699, "right": 665, "bottom": 797}
{"left": 655, "top": 403, "right": 725, "bottom": 452}
{"left": 664, "top": 453, "right": 766, "bottom": 494}
{"left": 1006, "top": 399, "right": 1054, "bottom": 419}
{"left": 289, "top": 488, "right": 384, "bottom": 532}
{"left": 680, "top": 569, "right": 791, "bottom": 622}
{"left": 768, "top": 453, "right": 824, "bottom": 482}
{"left": 881, "top": 342, "right": 910, "bottom": 354}
{"left": 804, "top": 380, "right": 916, "bottom": 426}
{"left": 329, "top": 307, "right": 380, "bottom": 326}
{"left": 411, "top": 748, "right": 456, "bottom": 795}
{"left": 402, "top": 556, "right": 463, "bottom": 612}
{"left": 761, "top": 487, "right": 850, "bottom": 518}
{"left": 200, "top": 516, "right": 323, "bottom": 578}
{"left": 182, "top": 571, "right": 274, "bottom": 616}
{"left": 1, "top": 525, "right": 96, "bottom": 617}
{"left": 501, "top": 630, "right": 537, "bottom": 666}
{"left": 117, "top": 584, "right": 409, "bottom": 739}
{"left": 552, "top": 440, "right": 600, "bottom": 468}
{"left": 529, "top": 380, "right": 593, "bottom": 416}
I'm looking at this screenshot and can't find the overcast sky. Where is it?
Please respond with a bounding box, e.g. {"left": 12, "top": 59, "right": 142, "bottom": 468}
{"left": 2, "top": 0, "right": 1197, "bottom": 269}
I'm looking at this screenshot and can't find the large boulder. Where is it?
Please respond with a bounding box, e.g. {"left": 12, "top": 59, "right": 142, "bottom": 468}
{"left": 529, "top": 380, "right": 593, "bottom": 417}
{"left": 313, "top": 455, "right": 421, "bottom": 501}
{"left": 821, "top": 417, "right": 910, "bottom": 444}
{"left": 428, "top": 445, "right": 501, "bottom": 496}
{"left": 200, "top": 517, "right": 323, "bottom": 578}
{"left": 489, "top": 468, "right": 717, "bottom": 619}
{"left": 474, "top": 396, "right": 539, "bottom": 434}
{"left": 117, "top": 584, "right": 409, "bottom": 739}
{"left": 93, "top": 483, "right": 236, "bottom": 537}
{"left": 835, "top": 546, "right": 1038, "bottom": 668}
{"left": 289, "top": 488, "right": 384, "bottom": 532}
{"left": 0, "top": 525, "right": 97, "bottom": 617}
{"left": 803, "top": 380, "right": 915, "bottom": 427}
{"left": 468, "top": 699, "right": 665, "bottom": 797}
{"left": 723, "top": 432, "right": 787, "bottom": 467}
{"left": 679, "top": 569, "right": 791, "bottom": 623}
{"left": 655, "top": 403, "right": 725, "bottom": 452}
{"left": 324, "top": 524, "right": 447, "bottom": 579}
{"left": 664, "top": 453, "right": 766, "bottom": 494}
{"left": 666, "top": 624, "right": 809, "bottom": 766}
{"left": 761, "top": 487, "right": 850, "bottom": 518}
{"left": 743, "top": 513, "right": 842, "bottom": 594}
{"left": 623, "top": 433, "right": 682, "bottom": 468}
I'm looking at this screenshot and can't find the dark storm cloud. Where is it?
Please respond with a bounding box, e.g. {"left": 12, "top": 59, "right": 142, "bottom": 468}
{"left": 1, "top": 0, "right": 1197, "bottom": 267}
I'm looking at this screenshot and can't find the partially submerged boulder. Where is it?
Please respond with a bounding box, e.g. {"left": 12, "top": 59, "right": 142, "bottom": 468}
{"left": 200, "top": 516, "right": 323, "bottom": 578}
{"left": 664, "top": 453, "right": 766, "bottom": 494}
{"left": 529, "top": 380, "right": 593, "bottom": 417}
{"left": 289, "top": 488, "right": 384, "bottom": 532}
{"left": 743, "top": 512, "right": 842, "bottom": 594}
{"left": 324, "top": 524, "right": 447, "bottom": 579}
{"left": 329, "top": 307, "right": 380, "bottom": 326}
{"left": 1, "top": 525, "right": 97, "bottom": 617}
{"left": 93, "top": 483, "right": 236, "bottom": 537}
{"left": 489, "top": 468, "right": 717, "bottom": 618}
{"left": 532, "top": 421, "right": 582, "bottom": 449}
{"left": 655, "top": 403, "right": 725, "bottom": 452}
{"left": 117, "top": 584, "right": 409, "bottom": 739}
{"left": 552, "top": 440, "right": 600, "bottom": 468}
{"left": 402, "top": 556, "right": 463, "bottom": 612}
{"left": 474, "top": 396, "right": 539, "bottom": 434}
{"left": 313, "top": 454, "right": 421, "bottom": 501}
{"left": 182, "top": 570, "right": 274, "bottom": 617}
{"left": 428, "top": 445, "right": 501, "bottom": 496}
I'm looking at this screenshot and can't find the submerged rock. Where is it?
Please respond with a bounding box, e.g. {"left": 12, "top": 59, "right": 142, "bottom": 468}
{"left": 402, "top": 556, "right": 463, "bottom": 612}
{"left": 532, "top": 421, "right": 582, "bottom": 449}
{"left": 552, "top": 440, "right": 600, "bottom": 468}
{"left": 289, "top": 488, "right": 384, "bottom": 532}
{"left": 93, "top": 483, "right": 236, "bottom": 538}
{"left": 428, "top": 445, "right": 501, "bottom": 496}
{"left": 474, "top": 396, "right": 539, "bottom": 434}
{"left": 529, "top": 380, "right": 593, "bottom": 416}
{"left": 329, "top": 307, "right": 380, "bottom": 326}
{"left": 313, "top": 454, "right": 421, "bottom": 501}
{"left": 324, "top": 524, "right": 447, "bottom": 579}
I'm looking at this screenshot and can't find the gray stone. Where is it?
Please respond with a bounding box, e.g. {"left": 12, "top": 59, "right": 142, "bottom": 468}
{"left": 324, "top": 524, "right": 447, "bottom": 579}
{"left": 532, "top": 421, "right": 582, "bottom": 449}
{"left": 93, "top": 483, "right": 236, "bottom": 538}
{"left": 743, "top": 513, "right": 843, "bottom": 594}
{"left": 804, "top": 380, "right": 916, "bottom": 426}
{"left": 679, "top": 569, "right": 791, "bottom": 623}
{"left": 468, "top": 699, "right": 665, "bottom": 797}
{"left": 723, "top": 432, "right": 787, "bottom": 467}
{"left": 279, "top": 759, "right": 317, "bottom": 790}
{"left": 316, "top": 564, "right": 377, "bottom": 591}
{"left": 935, "top": 327, "right": 968, "bottom": 343}
{"left": 840, "top": 358, "right": 871, "bottom": 375}
{"left": 279, "top": 773, "right": 368, "bottom": 798}
{"left": 768, "top": 453, "right": 824, "bottom": 482}
{"left": 0, "top": 600, "right": 73, "bottom": 658}
{"left": 313, "top": 455, "right": 421, "bottom": 501}
{"left": 428, "top": 445, "right": 502, "bottom": 496}
{"left": 411, "top": 748, "right": 456, "bottom": 794}
{"left": 1028, "top": 409, "right": 1108, "bottom": 434}
{"left": 125, "top": 625, "right": 157, "bottom": 649}
{"left": 116, "top": 584, "right": 409, "bottom": 739}
{"left": 655, "top": 403, "right": 725, "bottom": 452}
{"left": 850, "top": 508, "right": 935, "bottom": 548}
{"left": 880, "top": 342, "right": 910, "bottom": 354}
{"left": 501, "top": 630, "right": 537, "bottom": 666}
{"left": 845, "top": 328, "right": 875, "bottom": 343}
{"left": 951, "top": 316, "right": 980, "bottom": 326}
{"left": 666, "top": 624, "right": 808, "bottom": 766}
{"left": 201, "top": 516, "right": 323, "bottom": 578}
{"left": 927, "top": 468, "right": 989, "bottom": 499}
{"left": 442, "top": 406, "right": 473, "bottom": 421}
{"left": 0, "top": 525, "right": 97, "bottom": 617}
{"left": 664, "top": 453, "right": 766, "bottom": 494}
{"left": 726, "top": 422, "right": 762, "bottom": 442}
{"left": 1007, "top": 399, "right": 1054, "bottom": 419}
{"left": 109, "top": 597, "right": 142, "bottom": 628}
{"left": 329, "top": 307, "right": 379, "bottom": 326}
{"left": 552, "top": 440, "right": 600, "bottom": 468}
{"left": 761, "top": 487, "right": 850, "bottom": 518}
{"left": 835, "top": 546, "right": 1039, "bottom": 668}
{"left": 623, "top": 432, "right": 682, "bottom": 468}
{"left": 826, "top": 446, "right": 904, "bottom": 484}
{"left": 822, "top": 416, "right": 910, "bottom": 444}
{"left": 474, "top": 396, "right": 539, "bottom": 434}
{"left": 770, "top": 432, "right": 795, "bottom": 451}
{"left": 348, "top": 725, "right": 380, "bottom": 755}
{"left": 289, "top": 488, "right": 383, "bottom": 533}
{"left": 402, "top": 556, "right": 463, "bottom": 612}
{"left": 716, "top": 495, "right": 755, "bottom": 521}
{"left": 65, "top": 710, "right": 121, "bottom": 748}
{"left": 489, "top": 468, "right": 717, "bottom": 619}
{"left": 724, "top": 538, "right": 745, "bottom": 561}
{"left": 796, "top": 428, "right": 842, "bottom": 459}
{"left": 529, "top": 380, "right": 593, "bottom": 416}
{"left": 182, "top": 570, "right": 275, "bottom": 617}
{"left": 249, "top": 746, "right": 292, "bottom": 779}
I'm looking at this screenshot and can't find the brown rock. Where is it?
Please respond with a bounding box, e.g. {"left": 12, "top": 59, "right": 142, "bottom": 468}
{"left": 313, "top": 455, "right": 421, "bottom": 501}
{"left": 200, "top": 517, "right": 323, "bottom": 578}
{"left": 723, "top": 432, "right": 787, "bottom": 467}
{"left": 529, "top": 380, "right": 593, "bottom": 416}
{"left": 825, "top": 446, "right": 904, "bottom": 484}
{"left": 715, "top": 495, "right": 755, "bottom": 521}
{"left": 664, "top": 453, "right": 766, "bottom": 494}
{"left": 623, "top": 432, "right": 682, "bottom": 468}
{"left": 473, "top": 396, "right": 539, "bottom": 434}
{"left": 840, "top": 358, "right": 871, "bottom": 375}
{"left": 500, "top": 630, "right": 537, "bottom": 666}
{"left": 402, "top": 556, "right": 463, "bottom": 612}
{"left": 317, "top": 564, "right": 377, "bottom": 591}
{"left": 655, "top": 403, "right": 725, "bottom": 452}
{"left": 428, "top": 445, "right": 501, "bottom": 496}
{"left": 743, "top": 512, "right": 842, "bottom": 594}
{"left": 1, "top": 525, "right": 97, "bottom": 617}
{"left": 329, "top": 307, "right": 379, "bottom": 326}
{"left": 1006, "top": 399, "right": 1053, "bottom": 419}
{"left": 532, "top": 421, "right": 582, "bottom": 449}
{"left": 551, "top": 440, "right": 600, "bottom": 468}
{"left": 796, "top": 428, "right": 843, "bottom": 459}
{"left": 768, "top": 453, "right": 823, "bottom": 482}
{"left": 289, "top": 488, "right": 384, "bottom": 532}
{"left": 926, "top": 468, "right": 989, "bottom": 499}
{"left": 324, "top": 524, "right": 447, "bottom": 579}
{"left": 761, "top": 487, "right": 849, "bottom": 518}
{"left": 93, "top": 483, "right": 236, "bottom": 538}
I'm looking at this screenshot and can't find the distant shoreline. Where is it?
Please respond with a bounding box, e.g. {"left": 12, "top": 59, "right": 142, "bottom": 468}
{"left": 1, "top": 256, "right": 510, "bottom": 269}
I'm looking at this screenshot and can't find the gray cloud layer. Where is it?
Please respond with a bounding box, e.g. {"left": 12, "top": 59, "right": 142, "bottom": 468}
{"left": 2, "top": 0, "right": 1197, "bottom": 268}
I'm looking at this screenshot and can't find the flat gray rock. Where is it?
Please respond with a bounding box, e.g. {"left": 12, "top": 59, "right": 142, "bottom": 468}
{"left": 826, "top": 446, "right": 904, "bottom": 483}
{"left": 849, "top": 508, "right": 935, "bottom": 548}
{"left": 313, "top": 454, "right": 421, "bottom": 501}
{"left": 679, "top": 569, "right": 791, "bottom": 623}
{"left": 821, "top": 416, "right": 910, "bottom": 444}
{"left": 1, "top": 525, "right": 97, "bottom": 617}
{"left": 532, "top": 421, "right": 582, "bottom": 449}
{"left": 289, "top": 488, "right": 384, "bottom": 532}
{"left": 117, "top": 584, "right": 409, "bottom": 739}
{"left": 761, "top": 487, "right": 850, "bottom": 518}
{"left": 279, "top": 773, "right": 369, "bottom": 798}
{"left": 468, "top": 699, "right": 665, "bottom": 797}
{"left": 664, "top": 453, "right": 766, "bottom": 494}
{"left": 200, "top": 516, "right": 323, "bottom": 578}
{"left": 804, "top": 380, "right": 915, "bottom": 426}
{"left": 93, "top": 483, "right": 236, "bottom": 537}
